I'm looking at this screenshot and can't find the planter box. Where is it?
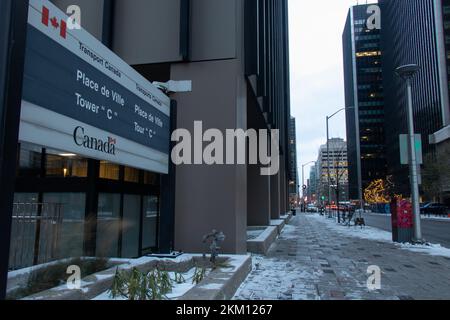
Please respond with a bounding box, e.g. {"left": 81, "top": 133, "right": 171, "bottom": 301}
{"left": 8, "top": 254, "right": 251, "bottom": 300}
{"left": 247, "top": 226, "right": 278, "bottom": 255}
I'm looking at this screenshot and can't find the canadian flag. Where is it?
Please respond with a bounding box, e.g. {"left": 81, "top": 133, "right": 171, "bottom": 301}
{"left": 41, "top": 6, "right": 67, "bottom": 39}
{"left": 108, "top": 137, "right": 117, "bottom": 145}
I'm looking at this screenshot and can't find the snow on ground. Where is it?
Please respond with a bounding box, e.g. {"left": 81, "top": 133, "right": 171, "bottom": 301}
{"left": 234, "top": 224, "right": 328, "bottom": 300}
{"left": 309, "top": 214, "right": 450, "bottom": 258}
{"left": 422, "top": 216, "right": 450, "bottom": 221}
{"left": 247, "top": 229, "right": 264, "bottom": 240}
{"left": 234, "top": 254, "right": 323, "bottom": 300}
{"left": 277, "top": 224, "right": 298, "bottom": 240}
{"left": 398, "top": 243, "right": 450, "bottom": 257}
{"left": 367, "top": 212, "right": 450, "bottom": 222}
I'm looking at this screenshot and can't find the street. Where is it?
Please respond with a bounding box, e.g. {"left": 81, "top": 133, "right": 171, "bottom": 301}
{"left": 234, "top": 214, "right": 450, "bottom": 300}
{"left": 363, "top": 213, "right": 450, "bottom": 248}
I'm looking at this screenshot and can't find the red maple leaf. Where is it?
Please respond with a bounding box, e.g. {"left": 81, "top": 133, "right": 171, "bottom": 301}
{"left": 50, "top": 17, "right": 59, "bottom": 29}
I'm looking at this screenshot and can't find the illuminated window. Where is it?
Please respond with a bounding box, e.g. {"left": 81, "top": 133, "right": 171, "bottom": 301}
{"left": 124, "top": 167, "right": 140, "bottom": 183}
{"left": 46, "top": 152, "right": 88, "bottom": 178}
{"left": 356, "top": 51, "right": 381, "bottom": 57}
{"left": 99, "top": 161, "right": 120, "bottom": 180}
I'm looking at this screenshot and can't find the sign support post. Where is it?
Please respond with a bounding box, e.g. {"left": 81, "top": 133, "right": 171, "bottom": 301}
{"left": 0, "top": 0, "right": 29, "bottom": 300}
{"left": 159, "top": 100, "right": 177, "bottom": 254}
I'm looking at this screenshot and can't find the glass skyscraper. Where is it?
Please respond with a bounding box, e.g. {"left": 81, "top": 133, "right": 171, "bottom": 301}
{"left": 343, "top": 4, "right": 387, "bottom": 201}
{"left": 380, "top": 0, "right": 450, "bottom": 197}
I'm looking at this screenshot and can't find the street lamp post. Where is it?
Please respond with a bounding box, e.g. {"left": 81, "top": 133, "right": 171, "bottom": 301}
{"left": 395, "top": 64, "right": 424, "bottom": 243}
{"left": 326, "top": 107, "right": 354, "bottom": 218}
{"left": 302, "top": 161, "right": 315, "bottom": 212}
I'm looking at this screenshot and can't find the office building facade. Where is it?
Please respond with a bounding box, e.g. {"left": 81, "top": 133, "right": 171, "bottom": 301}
{"left": 430, "top": 0, "right": 450, "bottom": 204}
{"left": 379, "top": 0, "right": 450, "bottom": 199}
{"left": 343, "top": 4, "right": 387, "bottom": 202}
{"left": 2, "top": 0, "right": 293, "bottom": 276}
{"left": 316, "top": 138, "right": 349, "bottom": 204}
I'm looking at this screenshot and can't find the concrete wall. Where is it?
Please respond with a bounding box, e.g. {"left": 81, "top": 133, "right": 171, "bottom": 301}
{"left": 279, "top": 155, "right": 288, "bottom": 214}
{"left": 271, "top": 173, "right": 280, "bottom": 219}
{"left": 246, "top": 84, "right": 271, "bottom": 226}
{"left": 110, "top": 0, "right": 238, "bottom": 65}
{"left": 112, "top": 0, "right": 182, "bottom": 64}
{"left": 247, "top": 163, "right": 271, "bottom": 226}
{"left": 190, "top": 0, "right": 237, "bottom": 61}
{"left": 169, "top": 0, "right": 248, "bottom": 254}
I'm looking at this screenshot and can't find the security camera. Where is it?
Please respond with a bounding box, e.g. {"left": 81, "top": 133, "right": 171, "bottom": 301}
{"left": 153, "top": 80, "right": 192, "bottom": 94}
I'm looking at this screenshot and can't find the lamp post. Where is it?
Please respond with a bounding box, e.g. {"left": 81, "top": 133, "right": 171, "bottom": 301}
{"left": 395, "top": 64, "right": 423, "bottom": 243}
{"left": 302, "top": 161, "right": 315, "bottom": 212}
{"left": 326, "top": 107, "right": 354, "bottom": 217}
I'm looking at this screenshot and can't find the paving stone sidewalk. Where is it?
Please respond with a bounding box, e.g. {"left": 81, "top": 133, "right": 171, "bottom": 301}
{"left": 234, "top": 214, "right": 450, "bottom": 300}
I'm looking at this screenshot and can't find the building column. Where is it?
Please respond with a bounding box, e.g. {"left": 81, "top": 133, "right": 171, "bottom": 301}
{"left": 279, "top": 154, "right": 288, "bottom": 215}
{"left": 271, "top": 167, "right": 281, "bottom": 219}
{"left": 171, "top": 59, "right": 248, "bottom": 254}
{"left": 247, "top": 163, "right": 271, "bottom": 226}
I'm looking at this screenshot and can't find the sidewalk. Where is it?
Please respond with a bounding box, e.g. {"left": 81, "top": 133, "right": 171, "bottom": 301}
{"left": 234, "top": 214, "right": 450, "bottom": 300}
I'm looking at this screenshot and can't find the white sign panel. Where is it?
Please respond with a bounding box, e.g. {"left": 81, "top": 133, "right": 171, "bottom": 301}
{"left": 20, "top": 0, "right": 171, "bottom": 174}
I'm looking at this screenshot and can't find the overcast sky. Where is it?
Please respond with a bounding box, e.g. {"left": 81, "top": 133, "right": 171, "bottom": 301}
{"left": 288, "top": 0, "right": 378, "bottom": 184}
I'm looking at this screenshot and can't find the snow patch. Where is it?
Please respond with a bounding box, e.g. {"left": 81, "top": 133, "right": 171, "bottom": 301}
{"left": 199, "top": 283, "right": 222, "bottom": 290}
{"left": 309, "top": 214, "right": 450, "bottom": 258}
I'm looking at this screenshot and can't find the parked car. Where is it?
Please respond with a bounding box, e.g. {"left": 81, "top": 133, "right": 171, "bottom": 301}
{"left": 420, "top": 202, "right": 431, "bottom": 210}
{"left": 306, "top": 205, "right": 318, "bottom": 213}
{"left": 420, "top": 203, "right": 449, "bottom": 216}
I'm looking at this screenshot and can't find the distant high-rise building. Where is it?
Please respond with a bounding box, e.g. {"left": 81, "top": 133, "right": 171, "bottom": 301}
{"left": 288, "top": 117, "right": 299, "bottom": 200}
{"left": 307, "top": 163, "right": 318, "bottom": 204}
{"left": 343, "top": 4, "right": 388, "bottom": 202}
{"left": 379, "top": 0, "right": 450, "bottom": 200}
{"left": 316, "top": 138, "right": 349, "bottom": 203}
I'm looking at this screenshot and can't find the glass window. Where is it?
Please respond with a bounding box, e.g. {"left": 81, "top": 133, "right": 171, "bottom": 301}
{"left": 18, "top": 143, "right": 42, "bottom": 178}
{"left": 9, "top": 193, "right": 39, "bottom": 269}
{"left": 124, "top": 167, "right": 140, "bottom": 183}
{"left": 143, "top": 171, "right": 159, "bottom": 185}
{"left": 45, "top": 152, "right": 88, "bottom": 178}
{"left": 13, "top": 193, "right": 39, "bottom": 204}
{"left": 142, "top": 195, "right": 158, "bottom": 251}
{"left": 42, "top": 193, "right": 86, "bottom": 260}
{"left": 121, "top": 195, "right": 141, "bottom": 258}
{"left": 99, "top": 161, "right": 120, "bottom": 180}
{"left": 96, "top": 193, "right": 121, "bottom": 257}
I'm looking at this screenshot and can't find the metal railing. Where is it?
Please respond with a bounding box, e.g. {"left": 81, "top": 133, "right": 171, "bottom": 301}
{"left": 9, "top": 203, "right": 63, "bottom": 271}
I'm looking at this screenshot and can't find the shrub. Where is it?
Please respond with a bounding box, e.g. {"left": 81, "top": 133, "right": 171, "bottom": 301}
{"left": 110, "top": 267, "right": 173, "bottom": 300}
